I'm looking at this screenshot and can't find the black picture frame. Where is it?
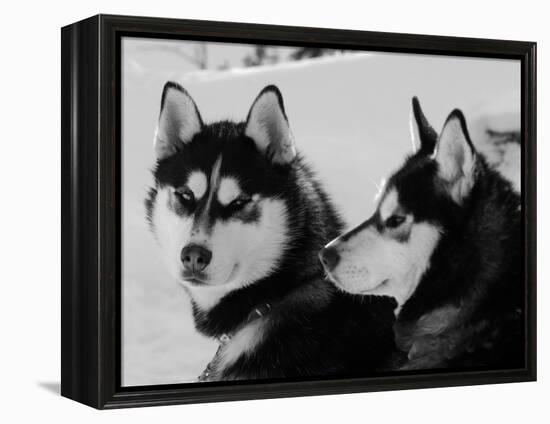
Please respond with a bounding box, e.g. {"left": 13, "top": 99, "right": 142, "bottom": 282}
{"left": 61, "top": 14, "right": 537, "bottom": 409}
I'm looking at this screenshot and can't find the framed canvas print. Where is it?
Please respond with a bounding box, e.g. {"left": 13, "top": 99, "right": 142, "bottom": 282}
{"left": 61, "top": 14, "right": 537, "bottom": 409}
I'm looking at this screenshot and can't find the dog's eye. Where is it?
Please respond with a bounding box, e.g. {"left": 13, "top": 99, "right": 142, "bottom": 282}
{"left": 174, "top": 189, "right": 194, "bottom": 204}
{"left": 228, "top": 196, "right": 251, "bottom": 211}
{"left": 385, "top": 215, "right": 406, "bottom": 229}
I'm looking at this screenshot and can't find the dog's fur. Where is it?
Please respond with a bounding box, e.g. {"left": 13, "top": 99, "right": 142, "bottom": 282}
{"left": 147, "top": 82, "right": 397, "bottom": 380}
{"left": 321, "top": 98, "right": 523, "bottom": 370}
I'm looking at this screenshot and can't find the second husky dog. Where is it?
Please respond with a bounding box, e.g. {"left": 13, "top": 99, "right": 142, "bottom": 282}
{"left": 320, "top": 98, "right": 523, "bottom": 370}
{"left": 147, "top": 83, "right": 396, "bottom": 381}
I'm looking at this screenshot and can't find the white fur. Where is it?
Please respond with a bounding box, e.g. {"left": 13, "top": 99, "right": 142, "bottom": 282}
{"left": 187, "top": 171, "right": 207, "bottom": 200}
{"left": 188, "top": 197, "right": 289, "bottom": 311}
{"left": 434, "top": 116, "right": 476, "bottom": 203}
{"left": 197, "top": 198, "right": 289, "bottom": 289}
{"left": 326, "top": 220, "right": 441, "bottom": 311}
{"left": 217, "top": 319, "right": 267, "bottom": 370}
{"left": 152, "top": 183, "right": 289, "bottom": 311}
{"left": 245, "top": 91, "right": 296, "bottom": 164}
{"left": 217, "top": 177, "right": 241, "bottom": 206}
{"left": 152, "top": 188, "right": 194, "bottom": 279}
{"left": 379, "top": 189, "right": 399, "bottom": 221}
{"left": 154, "top": 87, "right": 202, "bottom": 160}
{"left": 187, "top": 283, "right": 237, "bottom": 310}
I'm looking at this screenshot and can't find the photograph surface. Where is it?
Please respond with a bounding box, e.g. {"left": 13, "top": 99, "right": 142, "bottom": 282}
{"left": 121, "top": 36, "right": 522, "bottom": 386}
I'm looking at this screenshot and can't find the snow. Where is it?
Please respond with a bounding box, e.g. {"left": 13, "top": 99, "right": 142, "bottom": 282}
{"left": 469, "top": 89, "right": 521, "bottom": 190}
{"left": 122, "top": 42, "right": 520, "bottom": 386}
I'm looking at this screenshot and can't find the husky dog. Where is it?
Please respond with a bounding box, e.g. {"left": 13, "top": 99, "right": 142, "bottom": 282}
{"left": 146, "top": 82, "right": 396, "bottom": 381}
{"left": 320, "top": 98, "right": 523, "bottom": 370}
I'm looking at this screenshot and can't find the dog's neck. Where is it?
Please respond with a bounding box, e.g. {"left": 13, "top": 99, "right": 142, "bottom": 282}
{"left": 186, "top": 282, "right": 238, "bottom": 311}
{"left": 397, "top": 163, "right": 521, "bottom": 328}
{"left": 187, "top": 261, "right": 314, "bottom": 338}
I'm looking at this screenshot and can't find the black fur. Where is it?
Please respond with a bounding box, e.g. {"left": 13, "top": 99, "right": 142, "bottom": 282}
{"left": 411, "top": 96, "right": 438, "bottom": 154}
{"left": 388, "top": 108, "right": 523, "bottom": 370}
{"left": 222, "top": 285, "right": 397, "bottom": 380}
{"left": 146, "top": 83, "right": 397, "bottom": 380}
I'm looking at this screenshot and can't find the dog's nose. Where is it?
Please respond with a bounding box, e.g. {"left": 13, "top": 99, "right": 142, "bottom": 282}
{"left": 181, "top": 244, "right": 212, "bottom": 272}
{"left": 319, "top": 246, "right": 340, "bottom": 271}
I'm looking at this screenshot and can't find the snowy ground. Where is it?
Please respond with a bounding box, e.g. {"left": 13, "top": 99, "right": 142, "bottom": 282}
{"left": 121, "top": 39, "right": 521, "bottom": 386}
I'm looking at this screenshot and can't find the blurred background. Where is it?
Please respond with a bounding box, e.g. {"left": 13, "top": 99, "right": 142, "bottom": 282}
{"left": 122, "top": 37, "right": 520, "bottom": 386}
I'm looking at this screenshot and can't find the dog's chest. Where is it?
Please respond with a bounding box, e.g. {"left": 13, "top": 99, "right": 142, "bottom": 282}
{"left": 395, "top": 305, "right": 461, "bottom": 359}
{"left": 198, "top": 317, "right": 267, "bottom": 381}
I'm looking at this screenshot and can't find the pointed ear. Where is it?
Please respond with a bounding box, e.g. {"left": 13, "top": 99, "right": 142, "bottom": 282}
{"left": 410, "top": 97, "right": 437, "bottom": 154}
{"left": 154, "top": 82, "right": 203, "bottom": 161}
{"left": 245, "top": 85, "right": 296, "bottom": 165}
{"left": 434, "top": 110, "right": 477, "bottom": 203}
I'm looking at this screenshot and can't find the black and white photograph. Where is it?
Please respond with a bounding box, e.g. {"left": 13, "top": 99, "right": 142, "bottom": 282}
{"left": 121, "top": 36, "right": 524, "bottom": 386}
{"left": 1, "top": 0, "right": 547, "bottom": 420}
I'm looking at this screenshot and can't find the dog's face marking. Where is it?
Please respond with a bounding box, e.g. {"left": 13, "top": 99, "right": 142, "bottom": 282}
{"left": 149, "top": 84, "right": 296, "bottom": 309}
{"left": 153, "top": 170, "right": 289, "bottom": 295}
{"left": 204, "top": 156, "right": 223, "bottom": 215}
{"left": 325, "top": 185, "right": 441, "bottom": 308}
{"left": 378, "top": 189, "right": 414, "bottom": 242}
{"left": 187, "top": 171, "right": 208, "bottom": 201}
{"left": 322, "top": 98, "right": 477, "bottom": 312}
{"left": 217, "top": 177, "right": 242, "bottom": 206}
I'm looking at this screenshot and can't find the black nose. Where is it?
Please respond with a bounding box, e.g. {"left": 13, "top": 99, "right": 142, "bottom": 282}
{"left": 319, "top": 246, "right": 340, "bottom": 271}
{"left": 181, "top": 244, "right": 212, "bottom": 273}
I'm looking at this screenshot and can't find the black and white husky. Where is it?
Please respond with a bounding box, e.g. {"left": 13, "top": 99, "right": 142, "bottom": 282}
{"left": 146, "top": 82, "right": 396, "bottom": 381}
{"left": 320, "top": 98, "right": 523, "bottom": 370}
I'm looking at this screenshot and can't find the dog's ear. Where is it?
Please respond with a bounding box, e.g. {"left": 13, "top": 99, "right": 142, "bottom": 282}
{"left": 434, "top": 109, "right": 476, "bottom": 203}
{"left": 154, "top": 82, "right": 203, "bottom": 160}
{"left": 410, "top": 97, "right": 437, "bottom": 155}
{"left": 245, "top": 85, "right": 296, "bottom": 165}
